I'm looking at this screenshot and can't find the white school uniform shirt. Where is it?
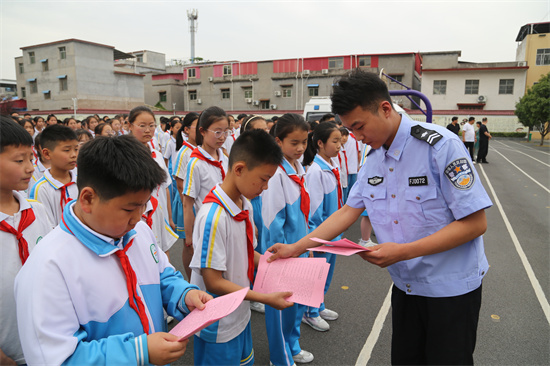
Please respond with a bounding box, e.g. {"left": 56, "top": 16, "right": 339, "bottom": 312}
{"left": 29, "top": 168, "right": 78, "bottom": 226}
{"left": 223, "top": 133, "right": 236, "bottom": 155}
{"left": 28, "top": 159, "right": 47, "bottom": 194}
{"left": 163, "top": 136, "right": 177, "bottom": 168}
{"left": 0, "top": 191, "right": 52, "bottom": 365}
{"left": 174, "top": 141, "right": 196, "bottom": 185}
{"left": 142, "top": 198, "right": 178, "bottom": 252}
{"left": 183, "top": 147, "right": 229, "bottom": 213}
{"left": 335, "top": 152, "right": 349, "bottom": 188}
{"left": 344, "top": 133, "right": 360, "bottom": 174}
{"left": 190, "top": 184, "right": 256, "bottom": 343}
{"left": 359, "top": 144, "right": 372, "bottom": 168}
{"left": 150, "top": 145, "right": 172, "bottom": 223}
{"left": 159, "top": 131, "right": 170, "bottom": 155}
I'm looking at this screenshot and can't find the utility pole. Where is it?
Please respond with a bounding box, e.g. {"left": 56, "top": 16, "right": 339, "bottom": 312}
{"left": 187, "top": 9, "right": 198, "bottom": 64}
{"left": 72, "top": 97, "right": 77, "bottom": 118}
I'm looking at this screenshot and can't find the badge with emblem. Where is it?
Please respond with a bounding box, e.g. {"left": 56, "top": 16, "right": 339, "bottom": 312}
{"left": 444, "top": 158, "right": 475, "bottom": 190}
{"left": 368, "top": 176, "right": 383, "bottom": 186}
{"left": 150, "top": 244, "right": 159, "bottom": 263}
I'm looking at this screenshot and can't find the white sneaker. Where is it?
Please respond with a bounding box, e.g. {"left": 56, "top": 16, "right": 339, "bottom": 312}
{"left": 302, "top": 315, "right": 329, "bottom": 331}
{"left": 292, "top": 350, "right": 314, "bottom": 363}
{"left": 319, "top": 308, "right": 339, "bottom": 321}
{"left": 250, "top": 301, "right": 265, "bottom": 314}
{"left": 166, "top": 315, "right": 174, "bottom": 324}
{"left": 359, "top": 238, "right": 376, "bottom": 248}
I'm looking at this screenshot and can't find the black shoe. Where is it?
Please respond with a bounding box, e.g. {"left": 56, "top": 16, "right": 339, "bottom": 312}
{"left": 482, "top": 160, "right": 489, "bottom": 164}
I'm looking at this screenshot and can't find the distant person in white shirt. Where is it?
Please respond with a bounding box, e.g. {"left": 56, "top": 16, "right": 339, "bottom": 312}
{"left": 462, "top": 117, "right": 476, "bottom": 162}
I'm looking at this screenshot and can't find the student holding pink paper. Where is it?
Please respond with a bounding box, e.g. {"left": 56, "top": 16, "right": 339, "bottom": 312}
{"left": 189, "top": 130, "right": 294, "bottom": 366}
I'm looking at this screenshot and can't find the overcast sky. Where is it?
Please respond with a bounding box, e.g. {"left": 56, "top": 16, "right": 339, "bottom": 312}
{"left": 1, "top": 0, "right": 549, "bottom": 80}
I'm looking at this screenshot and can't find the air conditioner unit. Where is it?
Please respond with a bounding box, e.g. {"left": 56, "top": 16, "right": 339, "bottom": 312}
{"left": 274, "top": 91, "right": 281, "bottom": 97}
{"left": 197, "top": 99, "right": 202, "bottom": 104}
{"left": 253, "top": 100, "right": 260, "bottom": 106}
{"left": 246, "top": 98, "right": 252, "bottom": 104}
{"left": 270, "top": 104, "right": 277, "bottom": 110}
{"left": 322, "top": 69, "right": 329, "bottom": 74}
{"left": 477, "top": 95, "right": 487, "bottom": 103}
{"left": 303, "top": 69, "right": 310, "bottom": 75}
{"left": 208, "top": 77, "right": 213, "bottom": 82}
{"left": 518, "top": 61, "right": 527, "bottom": 67}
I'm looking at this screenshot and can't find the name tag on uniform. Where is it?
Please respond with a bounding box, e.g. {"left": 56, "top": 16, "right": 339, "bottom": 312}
{"left": 408, "top": 176, "right": 428, "bottom": 186}
{"left": 368, "top": 176, "right": 383, "bottom": 186}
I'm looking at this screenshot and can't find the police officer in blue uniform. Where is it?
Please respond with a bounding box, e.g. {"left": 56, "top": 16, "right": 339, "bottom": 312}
{"left": 268, "top": 69, "right": 492, "bottom": 365}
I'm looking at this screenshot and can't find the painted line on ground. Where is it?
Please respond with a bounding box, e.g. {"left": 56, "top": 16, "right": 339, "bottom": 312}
{"left": 355, "top": 285, "right": 392, "bottom": 366}
{"left": 479, "top": 164, "right": 550, "bottom": 325}
{"left": 493, "top": 141, "right": 550, "bottom": 167}
{"left": 508, "top": 140, "right": 550, "bottom": 156}
{"left": 490, "top": 147, "right": 550, "bottom": 194}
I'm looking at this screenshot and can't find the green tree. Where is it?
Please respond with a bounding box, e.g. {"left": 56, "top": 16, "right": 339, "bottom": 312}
{"left": 515, "top": 72, "right": 550, "bottom": 146}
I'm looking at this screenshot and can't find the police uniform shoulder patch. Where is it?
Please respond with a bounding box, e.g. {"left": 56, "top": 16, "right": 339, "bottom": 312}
{"left": 444, "top": 158, "right": 475, "bottom": 190}
{"left": 411, "top": 125, "right": 443, "bottom": 146}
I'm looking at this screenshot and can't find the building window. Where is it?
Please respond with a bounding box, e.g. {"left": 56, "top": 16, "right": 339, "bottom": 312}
{"left": 283, "top": 87, "right": 292, "bottom": 98}
{"left": 59, "top": 77, "right": 68, "bottom": 91}
{"left": 221, "top": 88, "right": 230, "bottom": 99}
{"left": 358, "top": 56, "right": 371, "bottom": 67}
{"left": 42, "top": 60, "right": 49, "bottom": 72}
{"left": 498, "top": 79, "right": 514, "bottom": 94}
{"left": 389, "top": 74, "right": 403, "bottom": 83}
{"left": 260, "top": 100, "right": 270, "bottom": 110}
{"left": 188, "top": 68, "right": 196, "bottom": 78}
{"left": 59, "top": 47, "right": 66, "bottom": 60}
{"left": 30, "top": 80, "right": 37, "bottom": 94}
{"left": 159, "top": 91, "right": 167, "bottom": 102}
{"left": 328, "top": 57, "right": 344, "bottom": 69}
{"left": 465, "top": 80, "right": 479, "bottom": 94}
{"left": 243, "top": 87, "right": 252, "bottom": 99}
{"left": 433, "top": 80, "right": 447, "bottom": 95}
{"left": 189, "top": 90, "right": 197, "bottom": 100}
{"left": 43, "top": 91, "right": 51, "bottom": 100}
{"left": 536, "top": 48, "right": 550, "bottom": 66}
{"left": 29, "top": 52, "right": 35, "bottom": 64}
{"left": 223, "top": 65, "right": 232, "bottom": 75}
{"left": 19, "top": 63, "right": 24, "bottom": 74}
{"left": 21, "top": 87, "right": 26, "bottom": 98}
{"left": 136, "top": 54, "right": 143, "bottom": 63}
{"left": 309, "top": 87, "right": 319, "bottom": 96}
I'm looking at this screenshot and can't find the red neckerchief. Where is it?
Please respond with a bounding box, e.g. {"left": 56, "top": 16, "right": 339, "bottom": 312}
{"left": 60, "top": 182, "right": 75, "bottom": 213}
{"left": 142, "top": 196, "right": 158, "bottom": 228}
{"left": 280, "top": 164, "right": 310, "bottom": 225}
{"left": 349, "top": 133, "right": 359, "bottom": 153}
{"left": 0, "top": 208, "right": 35, "bottom": 265}
{"left": 149, "top": 138, "right": 156, "bottom": 150}
{"left": 181, "top": 140, "right": 195, "bottom": 150}
{"left": 114, "top": 239, "right": 150, "bottom": 335}
{"left": 190, "top": 148, "right": 225, "bottom": 180}
{"left": 203, "top": 189, "right": 254, "bottom": 283}
{"left": 331, "top": 166, "right": 343, "bottom": 209}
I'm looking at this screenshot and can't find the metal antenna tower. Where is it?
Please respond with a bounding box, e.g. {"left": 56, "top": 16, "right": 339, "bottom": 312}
{"left": 187, "top": 9, "right": 198, "bottom": 64}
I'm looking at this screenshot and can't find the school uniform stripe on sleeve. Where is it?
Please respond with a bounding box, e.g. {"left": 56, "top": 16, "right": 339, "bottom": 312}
{"left": 174, "top": 146, "right": 189, "bottom": 177}
{"left": 29, "top": 178, "right": 47, "bottom": 200}
{"left": 200, "top": 205, "right": 223, "bottom": 268}
{"left": 184, "top": 157, "right": 199, "bottom": 196}
{"left": 164, "top": 220, "right": 179, "bottom": 239}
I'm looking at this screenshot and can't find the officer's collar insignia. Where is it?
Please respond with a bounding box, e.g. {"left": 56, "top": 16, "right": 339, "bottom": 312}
{"left": 368, "top": 176, "right": 383, "bottom": 186}
{"left": 411, "top": 125, "right": 443, "bottom": 146}
{"left": 444, "top": 158, "right": 475, "bottom": 190}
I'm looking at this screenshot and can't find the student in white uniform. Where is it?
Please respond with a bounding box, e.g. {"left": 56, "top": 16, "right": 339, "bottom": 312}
{"left": 0, "top": 117, "right": 53, "bottom": 366}
{"left": 183, "top": 107, "right": 229, "bottom": 254}
{"left": 29, "top": 125, "right": 79, "bottom": 226}
{"left": 337, "top": 127, "right": 350, "bottom": 202}
{"left": 344, "top": 124, "right": 361, "bottom": 190}
{"left": 190, "top": 130, "right": 293, "bottom": 366}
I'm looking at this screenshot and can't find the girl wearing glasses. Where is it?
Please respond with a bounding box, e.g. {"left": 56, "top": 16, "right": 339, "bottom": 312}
{"left": 183, "top": 107, "right": 229, "bottom": 255}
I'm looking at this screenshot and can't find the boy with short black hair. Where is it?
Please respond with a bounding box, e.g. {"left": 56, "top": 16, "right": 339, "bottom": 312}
{"left": 15, "top": 135, "right": 212, "bottom": 366}
{"left": 190, "top": 129, "right": 294, "bottom": 365}
{"left": 29, "top": 124, "right": 79, "bottom": 225}
{"left": 0, "top": 116, "right": 52, "bottom": 365}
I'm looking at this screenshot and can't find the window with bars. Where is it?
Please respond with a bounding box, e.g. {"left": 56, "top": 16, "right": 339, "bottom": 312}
{"left": 536, "top": 48, "right": 550, "bottom": 65}
{"left": 433, "top": 80, "right": 447, "bottom": 95}
{"left": 243, "top": 87, "right": 252, "bottom": 99}
{"left": 223, "top": 65, "right": 232, "bottom": 75}
{"left": 283, "top": 87, "right": 292, "bottom": 98}
{"left": 159, "top": 91, "right": 167, "bottom": 102}
{"left": 221, "top": 89, "right": 230, "bottom": 99}
{"left": 189, "top": 91, "right": 197, "bottom": 100}
{"left": 309, "top": 87, "right": 319, "bottom": 96}
{"left": 188, "top": 68, "right": 196, "bottom": 78}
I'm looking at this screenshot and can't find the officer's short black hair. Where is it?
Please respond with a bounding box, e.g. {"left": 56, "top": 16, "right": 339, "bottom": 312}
{"left": 77, "top": 135, "right": 166, "bottom": 201}
{"left": 40, "top": 124, "right": 78, "bottom": 151}
{"left": 229, "top": 129, "right": 282, "bottom": 170}
{"left": 0, "top": 115, "right": 33, "bottom": 153}
{"left": 332, "top": 69, "right": 393, "bottom": 116}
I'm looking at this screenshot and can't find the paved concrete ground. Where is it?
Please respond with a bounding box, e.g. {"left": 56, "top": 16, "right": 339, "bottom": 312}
{"left": 169, "top": 138, "right": 549, "bottom": 365}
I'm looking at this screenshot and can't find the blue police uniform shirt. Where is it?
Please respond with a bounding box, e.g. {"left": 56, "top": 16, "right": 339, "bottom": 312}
{"left": 347, "top": 115, "right": 492, "bottom": 298}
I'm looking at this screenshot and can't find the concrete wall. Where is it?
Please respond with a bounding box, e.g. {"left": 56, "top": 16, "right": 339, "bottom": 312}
{"left": 421, "top": 68, "right": 527, "bottom": 110}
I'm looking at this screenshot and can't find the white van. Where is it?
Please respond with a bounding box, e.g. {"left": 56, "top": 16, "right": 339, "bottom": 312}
{"left": 303, "top": 96, "right": 410, "bottom": 122}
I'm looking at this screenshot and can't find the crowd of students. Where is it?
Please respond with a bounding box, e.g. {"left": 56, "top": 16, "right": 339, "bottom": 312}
{"left": 2, "top": 104, "right": 369, "bottom": 366}
{"left": 2, "top": 69, "right": 492, "bottom": 366}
